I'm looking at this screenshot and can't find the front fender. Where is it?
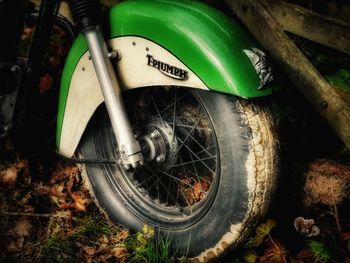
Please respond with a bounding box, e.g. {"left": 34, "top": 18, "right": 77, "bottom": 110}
{"left": 57, "top": 0, "right": 274, "bottom": 156}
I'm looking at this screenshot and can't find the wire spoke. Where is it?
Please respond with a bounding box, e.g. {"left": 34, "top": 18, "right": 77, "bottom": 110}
{"left": 165, "top": 172, "right": 173, "bottom": 204}
{"left": 137, "top": 168, "right": 160, "bottom": 187}
{"left": 164, "top": 108, "right": 213, "bottom": 158}
{"left": 187, "top": 170, "right": 211, "bottom": 184}
{"left": 168, "top": 156, "right": 216, "bottom": 169}
{"left": 172, "top": 89, "right": 177, "bottom": 142}
{"left": 147, "top": 90, "right": 165, "bottom": 124}
{"left": 195, "top": 145, "right": 216, "bottom": 156}
{"left": 178, "top": 125, "right": 214, "bottom": 157}
{"left": 180, "top": 188, "right": 192, "bottom": 208}
{"left": 160, "top": 91, "right": 189, "bottom": 115}
{"left": 177, "top": 139, "right": 216, "bottom": 175}
{"left": 175, "top": 113, "right": 204, "bottom": 155}
{"left": 144, "top": 164, "right": 179, "bottom": 205}
{"left": 167, "top": 122, "right": 212, "bottom": 131}
{"left": 158, "top": 177, "right": 178, "bottom": 205}
{"left": 159, "top": 170, "right": 208, "bottom": 195}
{"left": 179, "top": 155, "right": 189, "bottom": 178}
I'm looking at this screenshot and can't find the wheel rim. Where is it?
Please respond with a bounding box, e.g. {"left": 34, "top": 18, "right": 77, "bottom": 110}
{"left": 94, "top": 87, "right": 220, "bottom": 228}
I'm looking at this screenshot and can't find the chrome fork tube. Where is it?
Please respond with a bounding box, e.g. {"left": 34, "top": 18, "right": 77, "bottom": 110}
{"left": 83, "top": 26, "right": 143, "bottom": 167}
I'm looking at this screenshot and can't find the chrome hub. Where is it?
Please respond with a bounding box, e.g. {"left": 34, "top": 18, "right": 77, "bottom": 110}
{"left": 140, "top": 119, "right": 178, "bottom": 169}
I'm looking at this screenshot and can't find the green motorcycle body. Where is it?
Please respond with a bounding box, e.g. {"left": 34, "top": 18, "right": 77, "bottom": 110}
{"left": 57, "top": 0, "right": 274, "bottom": 156}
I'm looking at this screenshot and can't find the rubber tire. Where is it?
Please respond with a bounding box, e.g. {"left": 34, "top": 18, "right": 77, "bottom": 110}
{"left": 79, "top": 89, "right": 279, "bottom": 262}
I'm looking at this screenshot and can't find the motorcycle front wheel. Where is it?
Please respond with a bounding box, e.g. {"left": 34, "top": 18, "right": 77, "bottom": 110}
{"left": 79, "top": 87, "right": 279, "bottom": 262}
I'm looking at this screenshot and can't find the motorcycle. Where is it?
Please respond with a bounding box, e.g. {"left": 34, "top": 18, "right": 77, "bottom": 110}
{"left": 0, "top": 0, "right": 279, "bottom": 261}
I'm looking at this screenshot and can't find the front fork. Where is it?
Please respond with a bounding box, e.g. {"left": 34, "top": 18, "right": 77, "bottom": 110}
{"left": 69, "top": 0, "right": 143, "bottom": 168}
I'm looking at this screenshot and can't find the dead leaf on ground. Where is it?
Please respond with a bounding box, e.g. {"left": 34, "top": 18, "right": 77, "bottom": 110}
{"left": 97, "top": 254, "right": 114, "bottom": 263}
{"left": 98, "top": 235, "right": 110, "bottom": 245}
{"left": 259, "top": 239, "right": 288, "bottom": 263}
{"left": 39, "top": 73, "right": 53, "bottom": 95}
{"left": 180, "top": 176, "right": 211, "bottom": 205}
{"left": 0, "top": 166, "right": 18, "bottom": 185}
{"left": 303, "top": 159, "right": 350, "bottom": 206}
{"left": 245, "top": 219, "right": 277, "bottom": 248}
{"left": 19, "top": 192, "right": 32, "bottom": 206}
{"left": 6, "top": 237, "right": 25, "bottom": 253}
{"left": 76, "top": 242, "right": 97, "bottom": 263}
{"left": 112, "top": 246, "right": 128, "bottom": 261}
{"left": 71, "top": 193, "right": 87, "bottom": 212}
{"left": 23, "top": 204, "right": 34, "bottom": 213}
{"left": 296, "top": 248, "right": 314, "bottom": 263}
{"left": 51, "top": 165, "right": 80, "bottom": 184}
{"left": 11, "top": 219, "right": 32, "bottom": 237}
{"left": 50, "top": 183, "right": 67, "bottom": 205}
{"left": 108, "top": 229, "right": 129, "bottom": 261}
{"left": 343, "top": 232, "right": 350, "bottom": 241}
{"left": 16, "top": 159, "right": 29, "bottom": 175}
{"left": 59, "top": 192, "right": 91, "bottom": 212}
{"left": 33, "top": 182, "right": 51, "bottom": 195}
{"left": 6, "top": 220, "right": 32, "bottom": 253}
{"left": 111, "top": 229, "right": 129, "bottom": 243}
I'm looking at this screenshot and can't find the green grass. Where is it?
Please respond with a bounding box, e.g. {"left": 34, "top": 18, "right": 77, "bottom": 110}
{"left": 125, "top": 226, "right": 180, "bottom": 263}
{"left": 36, "top": 233, "right": 77, "bottom": 263}
{"left": 307, "top": 241, "right": 332, "bottom": 263}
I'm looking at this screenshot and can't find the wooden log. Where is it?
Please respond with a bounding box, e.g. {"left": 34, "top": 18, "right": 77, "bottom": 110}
{"left": 224, "top": 0, "right": 350, "bottom": 149}
{"left": 266, "top": 0, "right": 350, "bottom": 55}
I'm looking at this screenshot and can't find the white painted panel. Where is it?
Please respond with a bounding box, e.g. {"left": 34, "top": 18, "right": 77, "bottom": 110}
{"left": 59, "top": 36, "right": 208, "bottom": 157}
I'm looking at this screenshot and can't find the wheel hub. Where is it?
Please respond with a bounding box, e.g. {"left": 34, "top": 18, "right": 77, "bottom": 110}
{"left": 139, "top": 119, "right": 178, "bottom": 169}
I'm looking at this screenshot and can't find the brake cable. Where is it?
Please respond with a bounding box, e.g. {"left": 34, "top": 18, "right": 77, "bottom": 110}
{"left": 54, "top": 151, "right": 117, "bottom": 164}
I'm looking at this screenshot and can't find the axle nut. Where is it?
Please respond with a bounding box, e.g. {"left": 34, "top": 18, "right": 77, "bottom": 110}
{"left": 150, "top": 130, "right": 161, "bottom": 139}
{"left": 156, "top": 154, "right": 165, "bottom": 163}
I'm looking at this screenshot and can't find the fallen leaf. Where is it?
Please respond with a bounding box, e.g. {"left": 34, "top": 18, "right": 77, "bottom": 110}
{"left": 39, "top": 73, "right": 53, "bottom": 94}
{"left": 142, "top": 224, "right": 155, "bottom": 238}
{"left": 19, "top": 192, "right": 32, "bottom": 206}
{"left": 33, "top": 182, "right": 51, "bottom": 195}
{"left": 343, "top": 232, "right": 350, "bottom": 241}
{"left": 59, "top": 193, "right": 88, "bottom": 212}
{"left": 16, "top": 159, "right": 29, "bottom": 175}
{"left": 259, "top": 239, "right": 288, "bottom": 263}
{"left": 71, "top": 193, "right": 86, "bottom": 212}
{"left": 180, "top": 176, "right": 210, "bottom": 205}
{"left": 245, "top": 219, "right": 277, "bottom": 248}
{"left": 76, "top": 242, "right": 96, "bottom": 263}
{"left": 51, "top": 165, "right": 80, "bottom": 184}
{"left": 54, "top": 210, "right": 72, "bottom": 218}
{"left": 66, "top": 175, "right": 74, "bottom": 193}
{"left": 112, "top": 246, "right": 128, "bottom": 260}
{"left": 112, "top": 229, "right": 129, "bottom": 243}
{"left": 98, "top": 235, "right": 110, "bottom": 245}
{"left": 6, "top": 237, "right": 25, "bottom": 252}
{"left": 244, "top": 249, "right": 258, "bottom": 263}
{"left": 12, "top": 220, "right": 32, "bottom": 237}
{"left": 23, "top": 205, "right": 34, "bottom": 213}
{"left": 22, "top": 27, "right": 33, "bottom": 40}
{"left": 297, "top": 248, "right": 313, "bottom": 262}
{"left": 97, "top": 254, "right": 114, "bottom": 263}
{"left": 0, "top": 166, "right": 18, "bottom": 185}
{"left": 50, "top": 183, "right": 67, "bottom": 199}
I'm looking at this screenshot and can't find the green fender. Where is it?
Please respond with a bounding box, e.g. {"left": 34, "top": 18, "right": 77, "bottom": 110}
{"left": 57, "top": 0, "right": 274, "bottom": 149}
